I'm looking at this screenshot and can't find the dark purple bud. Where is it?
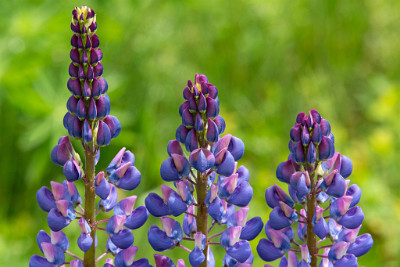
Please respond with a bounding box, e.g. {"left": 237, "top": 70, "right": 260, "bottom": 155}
{"left": 67, "top": 95, "right": 78, "bottom": 115}
{"left": 71, "top": 22, "right": 80, "bottom": 33}
{"left": 81, "top": 24, "right": 87, "bottom": 34}
{"left": 290, "top": 124, "right": 301, "bottom": 142}
{"left": 96, "top": 94, "right": 110, "bottom": 119}
{"left": 77, "top": 233, "right": 93, "bottom": 252}
{"left": 182, "top": 108, "right": 194, "bottom": 127}
{"left": 301, "top": 126, "right": 310, "bottom": 145}
{"left": 110, "top": 229, "right": 134, "bottom": 249}
{"left": 310, "top": 109, "right": 321, "bottom": 123}
{"left": 145, "top": 193, "right": 170, "bottom": 217}
{"left": 84, "top": 34, "right": 91, "bottom": 49}
{"left": 176, "top": 125, "right": 189, "bottom": 143}
{"left": 99, "top": 184, "right": 118, "bottom": 212}
{"left": 70, "top": 49, "right": 80, "bottom": 64}
{"left": 311, "top": 122, "right": 322, "bottom": 144}
{"left": 257, "top": 238, "right": 284, "bottom": 262}
{"left": 63, "top": 158, "right": 82, "bottom": 182}
{"left": 148, "top": 225, "right": 175, "bottom": 252}
{"left": 86, "top": 98, "right": 97, "bottom": 120}
{"left": 86, "top": 65, "right": 94, "bottom": 81}
{"left": 293, "top": 142, "right": 305, "bottom": 163}
{"left": 167, "top": 140, "right": 184, "bottom": 156}
{"left": 306, "top": 112, "right": 314, "bottom": 129}
{"left": 213, "top": 115, "right": 226, "bottom": 135}
{"left": 320, "top": 118, "right": 331, "bottom": 136}
{"left": 94, "top": 62, "right": 103, "bottom": 77}
{"left": 125, "top": 206, "right": 149, "bottom": 229}
{"left": 67, "top": 78, "right": 81, "bottom": 96}
{"left": 206, "top": 119, "right": 219, "bottom": 143}
{"left": 179, "top": 101, "right": 189, "bottom": 117}
{"left": 104, "top": 116, "right": 121, "bottom": 139}
{"left": 71, "top": 34, "right": 78, "bottom": 47}
{"left": 90, "top": 48, "right": 99, "bottom": 65}
{"left": 78, "top": 65, "right": 85, "bottom": 80}
{"left": 91, "top": 34, "right": 100, "bottom": 48}
{"left": 296, "top": 112, "right": 306, "bottom": 124}
{"left": 68, "top": 115, "right": 83, "bottom": 138}
{"left": 240, "top": 217, "right": 263, "bottom": 241}
{"left": 318, "top": 136, "right": 335, "bottom": 160}
{"left": 51, "top": 136, "right": 74, "bottom": 166}
{"left": 81, "top": 49, "right": 88, "bottom": 64}
{"left": 89, "top": 21, "right": 97, "bottom": 32}
{"left": 337, "top": 206, "right": 364, "bottom": 229}
{"left": 189, "top": 148, "right": 215, "bottom": 173}
{"left": 207, "top": 83, "right": 218, "bottom": 99}
{"left": 306, "top": 142, "right": 316, "bottom": 163}
{"left": 69, "top": 63, "right": 78, "bottom": 78}
{"left": 97, "top": 120, "right": 111, "bottom": 146}
{"left": 346, "top": 184, "right": 361, "bottom": 208}
{"left": 183, "top": 86, "right": 192, "bottom": 100}
{"left": 227, "top": 181, "right": 253, "bottom": 207}
{"left": 154, "top": 254, "right": 176, "bottom": 267}
{"left": 188, "top": 94, "right": 197, "bottom": 112}
{"left": 185, "top": 129, "right": 198, "bottom": 152}
{"left": 194, "top": 112, "right": 204, "bottom": 132}
{"left": 95, "top": 171, "right": 110, "bottom": 200}
{"left": 47, "top": 208, "right": 70, "bottom": 232}
{"left": 76, "top": 98, "right": 87, "bottom": 119}
{"left": 347, "top": 233, "right": 373, "bottom": 257}
{"left": 83, "top": 80, "right": 91, "bottom": 98}
{"left": 198, "top": 93, "right": 207, "bottom": 112}
{"left": 206, "top": 97, "right": 219, "bottom": 118}
{"left": 189, "top": 247, "right": 205, "bottom": 267}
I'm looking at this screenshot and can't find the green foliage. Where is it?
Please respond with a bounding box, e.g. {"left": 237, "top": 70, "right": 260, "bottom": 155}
{"left": 0, "top": 0, "right": 399, "bottom": 266}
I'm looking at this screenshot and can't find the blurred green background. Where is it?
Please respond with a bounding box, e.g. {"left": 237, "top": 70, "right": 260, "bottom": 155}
{"left": 0, "top": 0, "right": 399, "bottom": 266}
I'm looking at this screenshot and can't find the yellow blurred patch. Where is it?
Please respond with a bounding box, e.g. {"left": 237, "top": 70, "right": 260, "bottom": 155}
{"left": 368, "top": 128, "right": 393, "bottom": 155}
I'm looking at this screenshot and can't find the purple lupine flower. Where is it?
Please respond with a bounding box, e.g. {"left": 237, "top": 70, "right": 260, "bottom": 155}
{"left": 32, "top": 6, "right": 149, "bottom": 266}
{"left": 145, "top": 74, "right": 260, "bottom": 266}
{"left": 257, "top": 110, "right": 373, "bottom": 266}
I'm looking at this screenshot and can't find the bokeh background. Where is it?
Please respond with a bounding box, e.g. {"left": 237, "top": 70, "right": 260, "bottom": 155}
{"left": 0, "top": 0, "right": 399, "bottom": 266}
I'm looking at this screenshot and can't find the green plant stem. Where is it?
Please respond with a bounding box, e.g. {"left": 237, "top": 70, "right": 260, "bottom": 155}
{"left": 196, "top": 128, "right": 209, "bottom": 267}
{"left": 83, "top": 143, "right": 97, "bottom": 267}
{"left": 306, "top": 166, "right": 317, "bottom": 267}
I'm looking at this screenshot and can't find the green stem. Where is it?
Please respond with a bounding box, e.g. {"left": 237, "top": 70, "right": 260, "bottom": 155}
{"left": 83, "top": 142, "right": 97, "bottom": 267}
{"left": 306, "top": 166, "right": 317, "bottom": 267}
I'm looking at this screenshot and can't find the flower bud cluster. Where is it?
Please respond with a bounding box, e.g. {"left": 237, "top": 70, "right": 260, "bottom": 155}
{"left": 64, "top": 6, "right": 120, "bottom": 146}
{"left": 145, "top": 74, "right": 262, "bottom": 266}
{"left": 257, "top": 110, "right": 373, "bottom": 267}
{"left": 30, "top": 6, "right": 149, "bottom": 267}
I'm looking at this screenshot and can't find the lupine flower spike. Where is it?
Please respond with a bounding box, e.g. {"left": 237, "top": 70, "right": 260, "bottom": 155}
{"left": 145, "top": 74, "right": 263, "bottom": 266}
{"left": 31, "top": 6, "right": 148, "bottom": 267}
{"left": 257, "top": 110, "right": 373, "bottom": 267}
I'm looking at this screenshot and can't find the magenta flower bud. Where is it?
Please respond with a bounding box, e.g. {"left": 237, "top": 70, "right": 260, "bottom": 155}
{"left": 293, "top": 142, "right": 305, "bottom": 163}
{"left": 78, "top": 64, "right": 85, "bottom": 80}
{"left": 290, "top": 124, "right": 302, "bottom": 142}
{"left": 76, "top": 98, "right": 87, "bottom": 119}
{"left": 124, "top": 206, "right": 149, "bottom": 230}
{"left": 69, "top": 63, "right": 78, "bottom": 78}
{"left": 320, "top": 118, "right": 331, "bottom": 136}
{"left": 188, "top": 94, "right": 197, "bottom": 112}
{"left": 311, "top": 122, "right": 322, "bottom": 144}
{"left": 93, "top": 62, "right": 103, "bottom": 77}
{"left": 77, "top": 233, "right": 93, "bottom": 252}
{"left": 190, "top": 148, "right": 215, "bottom": 172}
{"left": 257, "top": 238, "right": 284, "bottom": 262}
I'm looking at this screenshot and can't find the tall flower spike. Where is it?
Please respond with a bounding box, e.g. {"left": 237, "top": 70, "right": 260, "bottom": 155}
{"left": 32, "top": 6, "right": 148, "bottom": 267}
{"left": 257, "top": 110, "right": 372, "bottom": 267}
{"left": 146, "top": 74, "right": 259, "bottom": 267}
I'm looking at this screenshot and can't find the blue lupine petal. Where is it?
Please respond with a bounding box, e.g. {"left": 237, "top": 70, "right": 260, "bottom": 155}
{"left": 29, "top": 255, "right": 56, "bottom": 267}
{"left": 276, "top": 159, "right": 297, "bottom": 184}
{"left": 114, "top": 246, "right": 138, "bottom": 267}
{"left": 77, "top": 233, "right": 93, "bottom": 252}
{"left": 269, "top": 207, "right": 292, "bottom": 230}
{"left": 337, "top": 206, "right": 364, "bottom": 229}
{"left": 257, "top": 238, "right": 284, "bottom": 262}
{"left": 97, "top": 120, "right": 112, "bottom": 146}
{"left": 227, "top": 181, "right": 253, "bottom": 207}
{"left": 227, "top": 240, "right": 251, "bottom": 263}
{"left": 216, "top": 151, "right": 235, "bottom": 177}
{"left": 333, "top": 254, "right": 357, "bottom": 267}
{"left": 145, "top": 193, "right": 170, "bottom": 217}
{"left": 47, "top": 208, "right": 70, "bottom": 231}
{"left": 116, "top": 166, "right": 141, "bottom": 191}
{"left": 347, "top": 233, "right": 373, "bottom": 257}
{"left": 63, "top": 158, "right": 82, "bottom": 182}
{"left": 110, "top": 229, "right": 134, "bottom": 249}
{"left": 37, "top": 230, "right": 51, "bottom": 253}
{"left": 240, "top": 217, "right": 263, "bottom": 241}
{"left": 41, "top": 242, "right": 65, "bottom": 265}
{"left": 228, "top": 136, "right": 245, "bottom": 161}
{"left": 104, "top": 116, "right": 121, "bottom": 139}
{"left": 189, "top": 247, "right": 205, "bottom": 267}
{"left": 51, "top": 230, "right": 69, "bottom": 251}
{"left": 313, "top": 218, "right": 328, "bottom": 239}
{"left": 37, "top": 187, "right": 57, "bottom": 212}
{"left": 99, "top": 184, "right": 118, "bottom": 212}
{"left": 125, "top": 206, "right": 149, "bottom": 230}
{"left": 148, "top": 226, "right": 175, "bottom": 251}
{"left": 154, "top": 254, "right": 176, "bottom": 267}
{"left": 346, "top": 184, "right": 361, "bottom": 208}
{"left": 326, "top": 173, "right": 346, "bottom": 198}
